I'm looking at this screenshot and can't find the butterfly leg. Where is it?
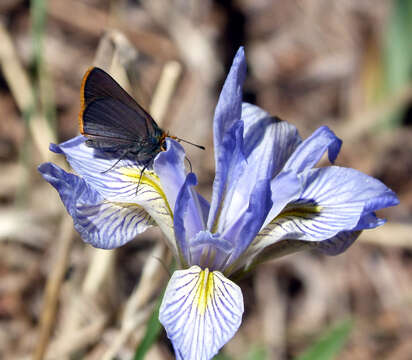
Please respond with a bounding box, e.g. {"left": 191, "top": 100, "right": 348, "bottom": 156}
{"left": 135, "top": 159, "right": 153, "bottom": 194}
{"left": 100, "top": 149, "right": 129, "bottom": 174}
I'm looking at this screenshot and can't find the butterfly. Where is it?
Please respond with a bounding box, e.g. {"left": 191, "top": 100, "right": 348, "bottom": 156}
{"left": 78, "top": 67, "right": 204, "bottom": 186}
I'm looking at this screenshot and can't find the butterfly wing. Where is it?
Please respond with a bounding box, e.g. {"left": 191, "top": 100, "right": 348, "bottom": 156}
{"left": 79, "top": 67, "right": 162, "bottom": 141}
{"left": 81, "top": 97, "right": 149, "bottom": 151}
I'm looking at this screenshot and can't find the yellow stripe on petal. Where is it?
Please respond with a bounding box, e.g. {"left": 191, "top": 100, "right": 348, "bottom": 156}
{"left": 119, "top": 168, "right": 170, "bottom": 211}
{"left": 195, "top": 268, "right": 214, "bottom": 315}
{"left": 276, "top": 203, "right": 323, "bottom": 219}
{"left": 159, "top": 266, "right": 244, "bottom": 360}
{"left": 115, "top": 167, "right": 176, "bottom": 252}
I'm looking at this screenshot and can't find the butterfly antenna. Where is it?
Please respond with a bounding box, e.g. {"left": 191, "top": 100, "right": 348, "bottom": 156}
{"left": 174, "top": 137, "right": 205, "bottom": 150}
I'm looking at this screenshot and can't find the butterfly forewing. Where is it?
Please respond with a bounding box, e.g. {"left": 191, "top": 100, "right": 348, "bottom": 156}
{"left": 79, "top": 67, "right": 162, "bottom": 139}
{"left": 82, "top": 98, "right": 149, "bottom": 146}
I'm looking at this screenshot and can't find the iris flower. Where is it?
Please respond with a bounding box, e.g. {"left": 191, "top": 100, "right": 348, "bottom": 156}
{"left": 39, "top": 48, "right": 398, "bottom": 360}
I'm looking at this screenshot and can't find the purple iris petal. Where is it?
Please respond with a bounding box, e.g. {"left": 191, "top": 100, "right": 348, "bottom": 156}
{"left": 49, "top": 135, "right": 144, "bottom": 201}
{"left": 211, "top": 121, "right": 247, "bottom": 232}
{"left": 315, "top": 231, "right": 361, "bottom": 256}
{"left": 213, "top": 47, "right": 246, "bottom": 150}
{"left": 254, "top": 166, "right": 399, "bottom": 253}
{"left": 189, "top": 231, "right": 234, "bottom": 270}
{"left": 217, "top": 113, "right": 301, "bottom": 240}
{"left": 49, "top": 135, "right": 86, "bottom": 154}
{"left": 242, "top": 103, "right": 301, "bottom": 177}
{"left": 41, "top": 135, "right": 178, "bottom": 251}
{"left": 154, "top": 138, "right": 187, "bottom": 212}
{"left": 173, "top": 172, "right": 205, "bottom": 263}
{"left": 288, "top": 166, "right": 397, "bottom": 241}
{"left": 283, "top": 126, "right": 342, "bottom": 173}
{"left": 353, "top": 212, "right": 387, "bottom": 230}
{"left": 264, "top": 171, "right": 302, "bottom": 228}
{"left": 39, "top": 162, "right": 100, "bottom": 217}
{"left": 223, "top": 179, "right": 273, "bottom": 269}
{"left": 208, "top": 47, "right": 247, "bottom": 231}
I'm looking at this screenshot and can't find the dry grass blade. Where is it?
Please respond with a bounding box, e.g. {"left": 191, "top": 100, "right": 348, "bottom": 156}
{"left": 44, "top": 314, "right": 107, "bottom": 360}
{"left": 255, "top": 265, "right": 287, "bottom": 359}
{"left": 32, "top": 216, "right": 74, "bottom": 360}
{"left": 0, "top": 22, "right": 34, "bottom": 112}
{"left": 149, "top": 60, "right": 182, "bottom": 123}
{"left": 0, "top": 22, "right": 56, "bottom": 161}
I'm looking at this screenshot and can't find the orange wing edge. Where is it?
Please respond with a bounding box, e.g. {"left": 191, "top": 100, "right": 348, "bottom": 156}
{"left": 78, "top": 67, "right": 95, "bottom": 135}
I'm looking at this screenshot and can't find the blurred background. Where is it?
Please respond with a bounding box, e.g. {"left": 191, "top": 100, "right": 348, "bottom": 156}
{"left": 0, "top": 0, "right": 411, "bottom": 359}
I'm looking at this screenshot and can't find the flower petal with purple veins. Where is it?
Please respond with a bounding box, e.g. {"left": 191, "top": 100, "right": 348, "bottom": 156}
{"left": 255, "top": 166, "right": 399, "bottom": 249}
{"left": 42, "top": 137, "right": 178, "bottom": 251}
{"left": 315, "top": 230, "right": 362, "bottom": 256}
{"left": 159, "top": 266, "right": 243, "bottom": 360}
{"left": 38, "top": 163, "right": 153, "bottom": 249}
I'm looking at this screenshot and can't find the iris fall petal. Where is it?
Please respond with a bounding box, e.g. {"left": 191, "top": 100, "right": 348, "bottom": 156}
{"left": 159, "top": 266, "right": 243, "bottom": 360}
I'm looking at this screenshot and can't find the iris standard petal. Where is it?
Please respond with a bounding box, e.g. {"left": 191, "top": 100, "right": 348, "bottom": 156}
{"left": 208, "top": 121, "right": 246, "bottom": 232}
{"left": 213, "top": 47, "right": 246, "bottom": 152}
{"left": 242, "top": 103, "right": 301, "bottom": 177}
{"left": 220, "top": 113, "right": 300, "bottom": 229}
{"left": 49, "top": 136, "right": 177, "bottom": 250}
{"left": 222, "top": 179, "right": 273, "bottom": 273}
{"left": 208, "top": 47, "right": 247, "bottom": 231}
{"left": 256, "top": 166, "right": 398, "bottom": 246}
{"left": 215, "top": 107, "right": 301, "bottom": 234}
{"left": 159, "top": 266, "right": 244, "bottom": 360}
{"left": 282, "top": 126, "right": 342, "bottom": 173}
{"left": 38, "top": 163, "right": 153, "bottom": 248}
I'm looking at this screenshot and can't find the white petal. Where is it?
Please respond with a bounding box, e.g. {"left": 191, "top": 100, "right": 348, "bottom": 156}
{"left": 159, "top": 266, "right": 244, "bottom": 360}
